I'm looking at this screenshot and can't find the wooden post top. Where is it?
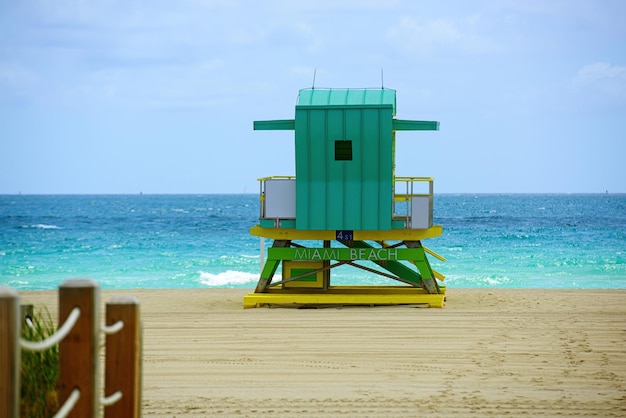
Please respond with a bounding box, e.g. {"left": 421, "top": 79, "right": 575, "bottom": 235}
{"left": 107, "top": 296, "right": 140, "bottom": 305}
{"left": 60, "top": 278, "right": 99, "bottom": 288}
{"left": 0, "top": 286, "right": 19, "bottom": 298}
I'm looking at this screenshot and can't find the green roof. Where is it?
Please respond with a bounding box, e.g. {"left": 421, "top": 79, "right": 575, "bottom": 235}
{"left": 297, "top": 88, "right": 396, "bottom": 115}
{"left": 255, "top": 87, "right": 439, "bottom": 133}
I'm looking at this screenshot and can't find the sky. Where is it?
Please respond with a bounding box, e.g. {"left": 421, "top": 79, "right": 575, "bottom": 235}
{"left": 1, "top": 0, "right": 625, "bottom": 194}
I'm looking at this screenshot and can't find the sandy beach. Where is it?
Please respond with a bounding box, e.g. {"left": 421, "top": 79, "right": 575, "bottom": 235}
{"left": 19, "top": 288, "right": 626, "bottom": 417}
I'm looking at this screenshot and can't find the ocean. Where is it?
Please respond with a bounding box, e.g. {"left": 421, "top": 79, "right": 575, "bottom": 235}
{"left": 1, "top": 194, "right": 625, "bottom": 291}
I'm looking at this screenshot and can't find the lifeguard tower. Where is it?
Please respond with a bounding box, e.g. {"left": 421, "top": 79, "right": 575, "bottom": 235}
{"left": 243, "top": 87, "right": 445, "bottom": 308}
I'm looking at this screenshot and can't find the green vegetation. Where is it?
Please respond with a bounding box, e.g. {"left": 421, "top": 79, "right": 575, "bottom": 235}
{"left": 20, "top": 307, "right": 59, "bottom": 418}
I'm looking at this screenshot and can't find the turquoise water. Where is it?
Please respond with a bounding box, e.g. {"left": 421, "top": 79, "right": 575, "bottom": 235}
{"left": 1, "top": 194, "right": 625, "bottom": 290}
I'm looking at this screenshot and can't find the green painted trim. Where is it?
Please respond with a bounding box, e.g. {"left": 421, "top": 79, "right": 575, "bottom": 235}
{"left": 290, "top": 268, "right": 318, "bottom": 282}
{"left": 253, "top": 119, "right": 295, "bottom": 130}
{"left": 297, "top": 88, "right": 397, "bottom": 114}
{"left": 267, "top": 247, "right": 422, "bottom": 261}
{"left": 392, "top": 119, "right": 440, "bottom": 131}
{"left": 414, "top": 258, "right": 435, "bottom": 281}
{"left": 296, "top": 104, "right": 394, "bottom": 111}
{"left": 405, "top": 242, "right": 439, "bottom": 293}
{"left": 259, "top": 219, "right": 275, "bottom": 228}
{"left": 254, "top": 259, "right": 280, "bottom": 292}
{"left": 375, "top": 260, "right": 422, "bottom": 286}
{"left": 391, "top": 220, "right": 405, "bottom": 229}
{"left": 346, "top": 240, "right": 422, "bottom": 287}
{"left": 260, "top": 259, "right": 280, "bottom": 278}
{"left": 281, "top": 219, "right": 296, "bottom": 228}
{"left": 259, "top": 219, "right": 296, "bottom": 228}
{"left": 255, "top": 240, "right": 290, "bottom": 292}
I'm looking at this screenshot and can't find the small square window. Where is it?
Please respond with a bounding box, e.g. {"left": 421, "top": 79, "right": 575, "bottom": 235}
{"left": 335, "top": 140, "right": 352, "bottom": 161}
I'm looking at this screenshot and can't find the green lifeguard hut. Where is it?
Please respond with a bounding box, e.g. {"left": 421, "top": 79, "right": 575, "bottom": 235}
{"left": 244, "top": 87, "right": 446, "bottom": 308}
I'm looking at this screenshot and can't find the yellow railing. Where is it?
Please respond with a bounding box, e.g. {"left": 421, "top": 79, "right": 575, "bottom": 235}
{"left": 257, "top": 175, "right": 434, "bottom": 229}
{"left": 393, "top": 176, "right": 434, "bottom": 229}
{"left": 258, "top": 176, "right": 296, "bottom": 219}
{"left": 393, "top": 176, "right": 434, "bottom": 201}
{"left": 257, "top": 175, "right": 296, "bottom": 182}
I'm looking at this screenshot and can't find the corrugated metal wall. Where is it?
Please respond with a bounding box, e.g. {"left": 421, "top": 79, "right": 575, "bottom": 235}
{"left": 295, "top": 104, "right": 394, "bottom": 230}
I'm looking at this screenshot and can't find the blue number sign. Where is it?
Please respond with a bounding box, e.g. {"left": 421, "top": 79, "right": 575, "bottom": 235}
{"left": 336, "top": 230, "right": 354, "bottom": 241}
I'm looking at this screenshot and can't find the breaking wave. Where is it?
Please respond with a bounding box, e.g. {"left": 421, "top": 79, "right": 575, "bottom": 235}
{"left": 21, "top": 224, "right": 62, "bottom": 229}
{"left": 199, "top": 270, "right": 264, "bottom": 287}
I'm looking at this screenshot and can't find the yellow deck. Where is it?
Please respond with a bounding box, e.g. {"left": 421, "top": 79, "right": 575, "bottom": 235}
{"left": 243, "top": 286, "right": 445, "bottom": 309}
{"left": 250, "top": 225, "right": 443, "bottom": 241}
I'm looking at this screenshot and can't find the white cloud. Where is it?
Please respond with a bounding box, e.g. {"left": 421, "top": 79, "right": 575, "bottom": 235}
{"left": 386, "top": 16, "right": 502, "bottom": 56}
{"left": 572, "top": 62, "right": 626, "bottom": 101}
{"left": 387, "top": 18, "right": 459, "bottom": 55}
{"left": 75, "top": 58, "right": 231, "bottom": 108}
{"left": 574, "top": 62, "right": 626, "bottom": 84}
{"left": 0, "top": 62, "right": 39, "bottom": 90}
{"left": 266, "top": 0, "right": 402, "bottom": 13}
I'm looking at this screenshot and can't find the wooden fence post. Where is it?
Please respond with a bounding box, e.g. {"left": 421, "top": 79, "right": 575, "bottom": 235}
{"left": 58, "top": 279, "right": 100, "bottom": 418}
{"left": 0, "top": 287, "right": 20, "bottom": 418}
{"left": 104, "top": 296, "right": 142, "bottom": 418}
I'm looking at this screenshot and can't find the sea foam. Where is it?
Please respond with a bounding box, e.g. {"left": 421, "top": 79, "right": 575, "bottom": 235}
{"left": 22, "top": 224, "right": 62, "bottom": 229}
{"left": 199, "top": 270, "right": 271, "bottom": 287}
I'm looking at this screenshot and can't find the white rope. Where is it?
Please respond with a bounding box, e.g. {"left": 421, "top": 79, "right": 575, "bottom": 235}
{"left": 20, "top": 307, "right": 80, "bottom": 351}
{"left": 101, "top": 390, "right": 123, "bottom": 406}
{"left": 101, "top": 320, "right": 124, "bottom": 335}
{"left": 51, "top": 388, "right": 80, "bottom": 418}
{"left": 25, "top": 316, "right": 35, "bottom": 329}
